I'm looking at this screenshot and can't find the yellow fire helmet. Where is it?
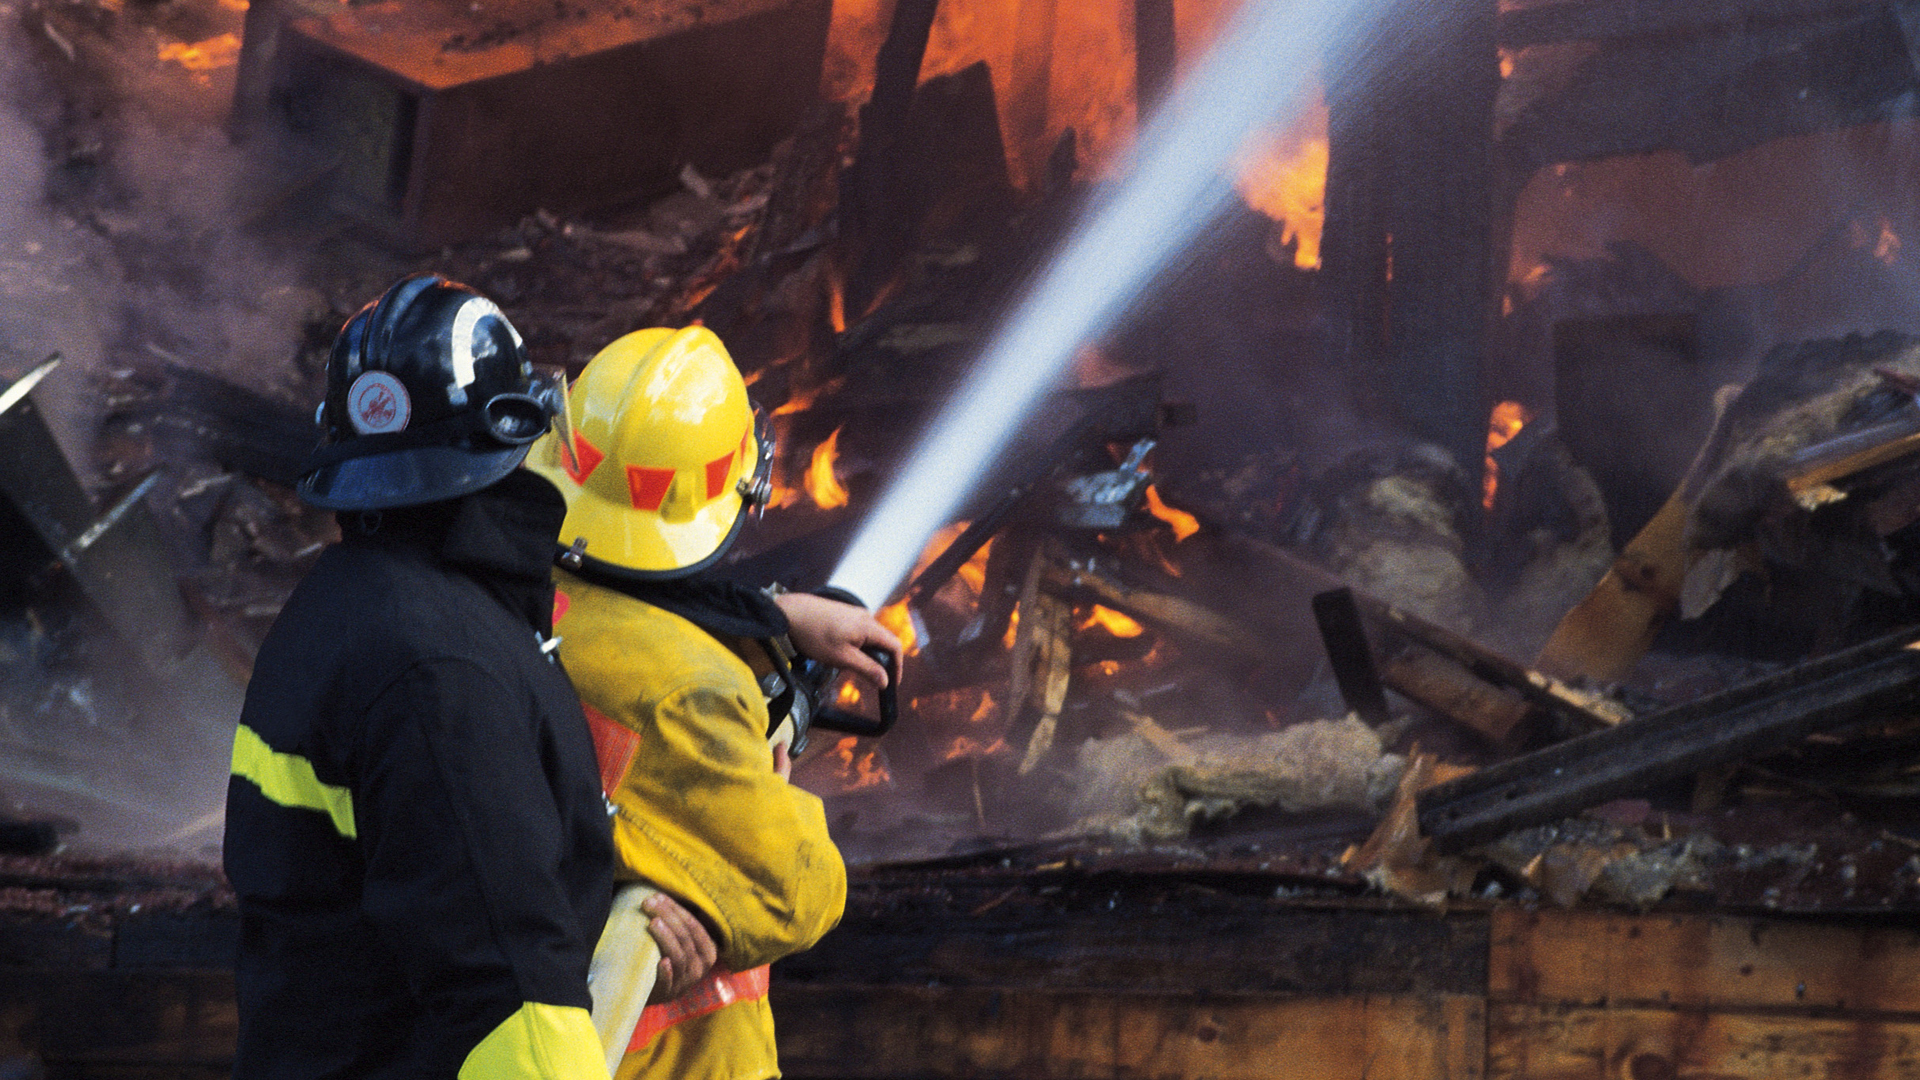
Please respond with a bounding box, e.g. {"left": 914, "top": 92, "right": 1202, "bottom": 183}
{"left": 552, "top": 326, "right": 772, "bottom": 577}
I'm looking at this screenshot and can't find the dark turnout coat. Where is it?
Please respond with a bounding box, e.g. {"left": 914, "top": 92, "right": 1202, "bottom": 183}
{"left": 224, "top": 470, "right": 614, "bottom": 1080}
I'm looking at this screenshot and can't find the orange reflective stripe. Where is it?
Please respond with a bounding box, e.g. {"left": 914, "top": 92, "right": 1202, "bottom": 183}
{"left": 566, "top": 430, "right": 604, "bottom": 484}
{"left": 582, "top": 703, "right": 640, "bottom": 795}
{"left": 628, "top": 966, "right": 770, "bottom": 1051}
{"left": 626, "top": 466, "right": 674, "bottom": 511}
{"left": 703, "top": 452, "right": 733, "bottom": 500}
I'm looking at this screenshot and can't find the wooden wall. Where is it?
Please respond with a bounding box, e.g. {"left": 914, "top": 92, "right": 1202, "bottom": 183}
{"left": 7, "top": 874, "right": 1920, "bottom": 1078}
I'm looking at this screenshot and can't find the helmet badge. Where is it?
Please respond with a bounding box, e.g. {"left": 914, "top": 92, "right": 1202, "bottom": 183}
{"left": 347, "top": 371, "right": 411, "bottom": 435}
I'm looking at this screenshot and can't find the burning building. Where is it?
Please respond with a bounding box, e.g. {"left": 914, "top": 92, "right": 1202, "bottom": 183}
{"left": 7, "top": 0, "right": 1920, "bottom": 1076}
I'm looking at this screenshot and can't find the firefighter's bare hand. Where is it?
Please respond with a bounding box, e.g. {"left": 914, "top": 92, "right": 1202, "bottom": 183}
{"left": 772, "top": 737, "right": 793, "bottom": 781}
{"left": 643, "top": 893, "right": 717, "bottom": 1003}
{"left": 774, "top": 591, "right": 902, "bottom": 691}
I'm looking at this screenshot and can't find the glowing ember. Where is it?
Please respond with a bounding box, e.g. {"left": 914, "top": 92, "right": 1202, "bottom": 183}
{"left": 1143, "top": 484, "right": 1200, "bottom": 541}
{"left": 825, "top": 735, "right": 890, "bottom": 791}
{"left": 1483, "top": 400, "right": 1533, "bottom": 511}
{"left": 806, "top": 428, "right": 850, "bottom": 510}
{"left": 968, "top": 691, "right": 997, "bottom": 724}
{"left": 827, "top": 265, "right": 847, "bottom": 335}
{"left": 941, "top": 735, "right": 1008, "bottom": 761}
{"left": 1079, "top": 604, "right": 1144, "bottom": 638}
{"left": 1235, "top": 92, "right": 1328, "bottom": 270}
{"left": 1853, "top": 216, "right": 1902, "bottom": 267}
{"left": 158, "top": 33, "right": 240, "bottom": 72}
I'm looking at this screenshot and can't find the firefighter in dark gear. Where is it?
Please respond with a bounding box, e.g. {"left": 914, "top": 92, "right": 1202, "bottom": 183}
{"left": 224, "top": 274, "right": 616, "bottom": 1080}
{"left": 535, "top": 325, "right": 898, "bottom": 1080}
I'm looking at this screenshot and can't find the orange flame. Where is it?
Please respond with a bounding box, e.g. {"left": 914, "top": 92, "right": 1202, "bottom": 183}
{"left": 1853, "top": 216, "right": 1902, "bottom": 266}
{"left": 1079, "top": 604, "right": 1144, "bottom": 638}
{"left": 836, "top": 681, "right": 862, "bottom": 707}
{"left": 1236, "top": 93, "right": 1329, "bottom": 270}
{"left": 806, "top": 428, "right": 850, "bottom": 509}
{"left": 826, "top": 736, "right": 890, "bottom": 790}
{"left": 1483, "top": 400, "right": 1533, "bottom": 511}
{"left": 158, "top": 32, "right": 240, "bottom": 71}
{"left": 877, "top": 599, "right": 918, "bottom": 656}
{"left": 1143, "top": 484, "right": 1199, "bottom": 541}
{"left": 827, "top": 264, "right": 847, "bottom": 335}
{"left": 942, "top": 735, "right": 1009, "bottom": 761}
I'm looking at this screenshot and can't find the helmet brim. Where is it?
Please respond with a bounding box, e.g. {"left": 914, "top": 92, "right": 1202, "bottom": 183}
{"left": 558, "top": 488, "right": 747, "bottom": 577}
{"left": 298, "top": 443, "right": 532, "bottom": 510}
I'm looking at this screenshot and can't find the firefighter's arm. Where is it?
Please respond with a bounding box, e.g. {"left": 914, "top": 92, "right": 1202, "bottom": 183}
{"left": 609, "top": 682, "right": 846, "bottom": 972}
{"left": 774, "top": 590, "right": 900, "bottom": 692}
{"left": 356, "top": 659, "right": 609, "bottom": 1080}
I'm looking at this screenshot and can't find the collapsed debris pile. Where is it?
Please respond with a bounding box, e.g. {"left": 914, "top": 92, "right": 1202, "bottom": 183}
{"left": 3, "top": 0, "right": 1920, "bottom": 927}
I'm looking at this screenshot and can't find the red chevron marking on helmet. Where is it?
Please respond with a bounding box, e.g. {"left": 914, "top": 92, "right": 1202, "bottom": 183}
{"left": 704, "top": 452, "right": 734, "bottom": 500}
{"left": 552, "top": 589, "right": 571, "bottom": 624}
{"left": 627, "top": 465, "right": 674, "bottom": 511}
{"left": 566, "top": 430, "right": 604, "bottom": 484}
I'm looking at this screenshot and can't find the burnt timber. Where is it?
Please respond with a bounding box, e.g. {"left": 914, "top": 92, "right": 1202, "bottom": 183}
{"left": 20, "top": 855, "right": 1920, "bottom": 1078}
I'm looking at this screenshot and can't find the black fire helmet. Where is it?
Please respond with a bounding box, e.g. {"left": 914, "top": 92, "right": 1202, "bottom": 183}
{"left": 297, "top": 274, "right": 557, "bottom": 511}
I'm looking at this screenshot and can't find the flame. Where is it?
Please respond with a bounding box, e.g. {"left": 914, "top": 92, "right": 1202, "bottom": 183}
{"left": 158, "top": 32, "right": 240, "bottom": 71}
{"left": 825, "top": 736, "right": 890, "bottom": 791}
{"left": 969, "top": 691, "right": 997, "bottom": 723}
{"left": 1483, "top": 400, "right": 1533, "bottom": 511}
{"left": 1003, "top": 603, "right": 1019, "bottom": 649}
{"left": 823, "top": 0, "right": 1247, "bottom": 194}
{"left": 1853, "top": 216, "right": 1902, "bottom": 266}
{"left": 877, "top": 599, "right": 918, "bottom": 656}
{"left": 835, "top": 681, "right": 862, "bottom": 707}
{"left": 1079, "top": 604, "right": 1144, "bottom": 638}
{"left": 941, "top": 735, "right": 1009, "bottom": 761}
{"left": 806, "top": 428, "right": 850, "bottom": 509}
{"left": 1143, "top": 484, "right": 1199, "bottom": 541}
{"left": 1235, "top": 92, "right": 1328, "bottom": 270}
{"left": 827, "top": 264, "right": 847, "bottom": 335}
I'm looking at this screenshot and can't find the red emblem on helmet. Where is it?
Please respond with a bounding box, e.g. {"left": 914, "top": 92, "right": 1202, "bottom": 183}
{"left": 347, "top": 371, "right": 411, "bottom": 435}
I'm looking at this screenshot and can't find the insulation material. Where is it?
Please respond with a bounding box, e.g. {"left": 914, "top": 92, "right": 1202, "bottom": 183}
{"left": 1067, "top": 714, "right": 1405, "bottom": 844}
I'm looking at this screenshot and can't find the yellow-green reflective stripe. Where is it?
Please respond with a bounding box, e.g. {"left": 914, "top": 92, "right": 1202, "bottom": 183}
{"left": 460, "top": 1002, "right": 607, "bottom": 1080}
{"left": 230, "top": 723, "right": 357, "bottom": 839}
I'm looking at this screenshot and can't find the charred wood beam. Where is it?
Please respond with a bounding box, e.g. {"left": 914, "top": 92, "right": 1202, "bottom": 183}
{"left": 1499, "top": 4, "right": 1920, "bottom": 172}
{"left": 1498, "top": 0, "right": 1892, "bottom": 47}
{"left": 0, "top": 357, "right": 197, "bottom": 674}
{"left": 1379, "top": 649, "right": 1532, "bottom": 746}
{"left": 1418, "top": 627, "right": 1920, "bottom": 851}
{"left": 1328, "top": 586, "right": 1631, "bottom": 733}
{"left": 1323, "top": 0, "right": 1499, "bottom": 487}
{"left": 1042, "top": 560, "right": 1268, "bottom": 661}
{"left": 1134, "top": 0, "right": 1176, "bottom": 117}
{"left": 841, "top": 0, "right": 939, "bottom": 244}
{"left": 1310, "top": 588, "right": 1391, "bottom": 726}
{"left": 133, "top": 361, "right": 316, "bottom": 488}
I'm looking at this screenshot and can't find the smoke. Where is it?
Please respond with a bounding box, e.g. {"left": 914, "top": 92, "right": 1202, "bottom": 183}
{"left": 828, "top": 0, "right": 1394, "bottom": 607}
{"left": 0, "top": 6, "right": 306, "bottom": 853}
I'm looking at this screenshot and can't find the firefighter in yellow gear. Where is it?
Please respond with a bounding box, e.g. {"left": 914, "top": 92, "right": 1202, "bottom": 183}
{"left": 536, "top": 325, "right": 896, "bottom": 1080}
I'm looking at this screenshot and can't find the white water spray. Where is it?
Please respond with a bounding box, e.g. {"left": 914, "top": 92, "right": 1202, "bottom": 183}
{"left": 828, "top": 0, "right": 1384, "bottom": 607}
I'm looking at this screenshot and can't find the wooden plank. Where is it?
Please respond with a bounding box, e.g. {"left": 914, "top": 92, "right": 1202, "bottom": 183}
{"left": 1490, "top": 907, "right": 1920, "bottom": 1013}
{"left": 0, "top": 969, "right": 234, "bottom": 1068}
{"left": 782, "top": 892, "right": 1489, "bottom": 997}
{"left": 1488, "top": 1002, "right": 1920, "bottom": 1080}
{"left": 775, "top": 985, "right": 1485, "bottom": 1080}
